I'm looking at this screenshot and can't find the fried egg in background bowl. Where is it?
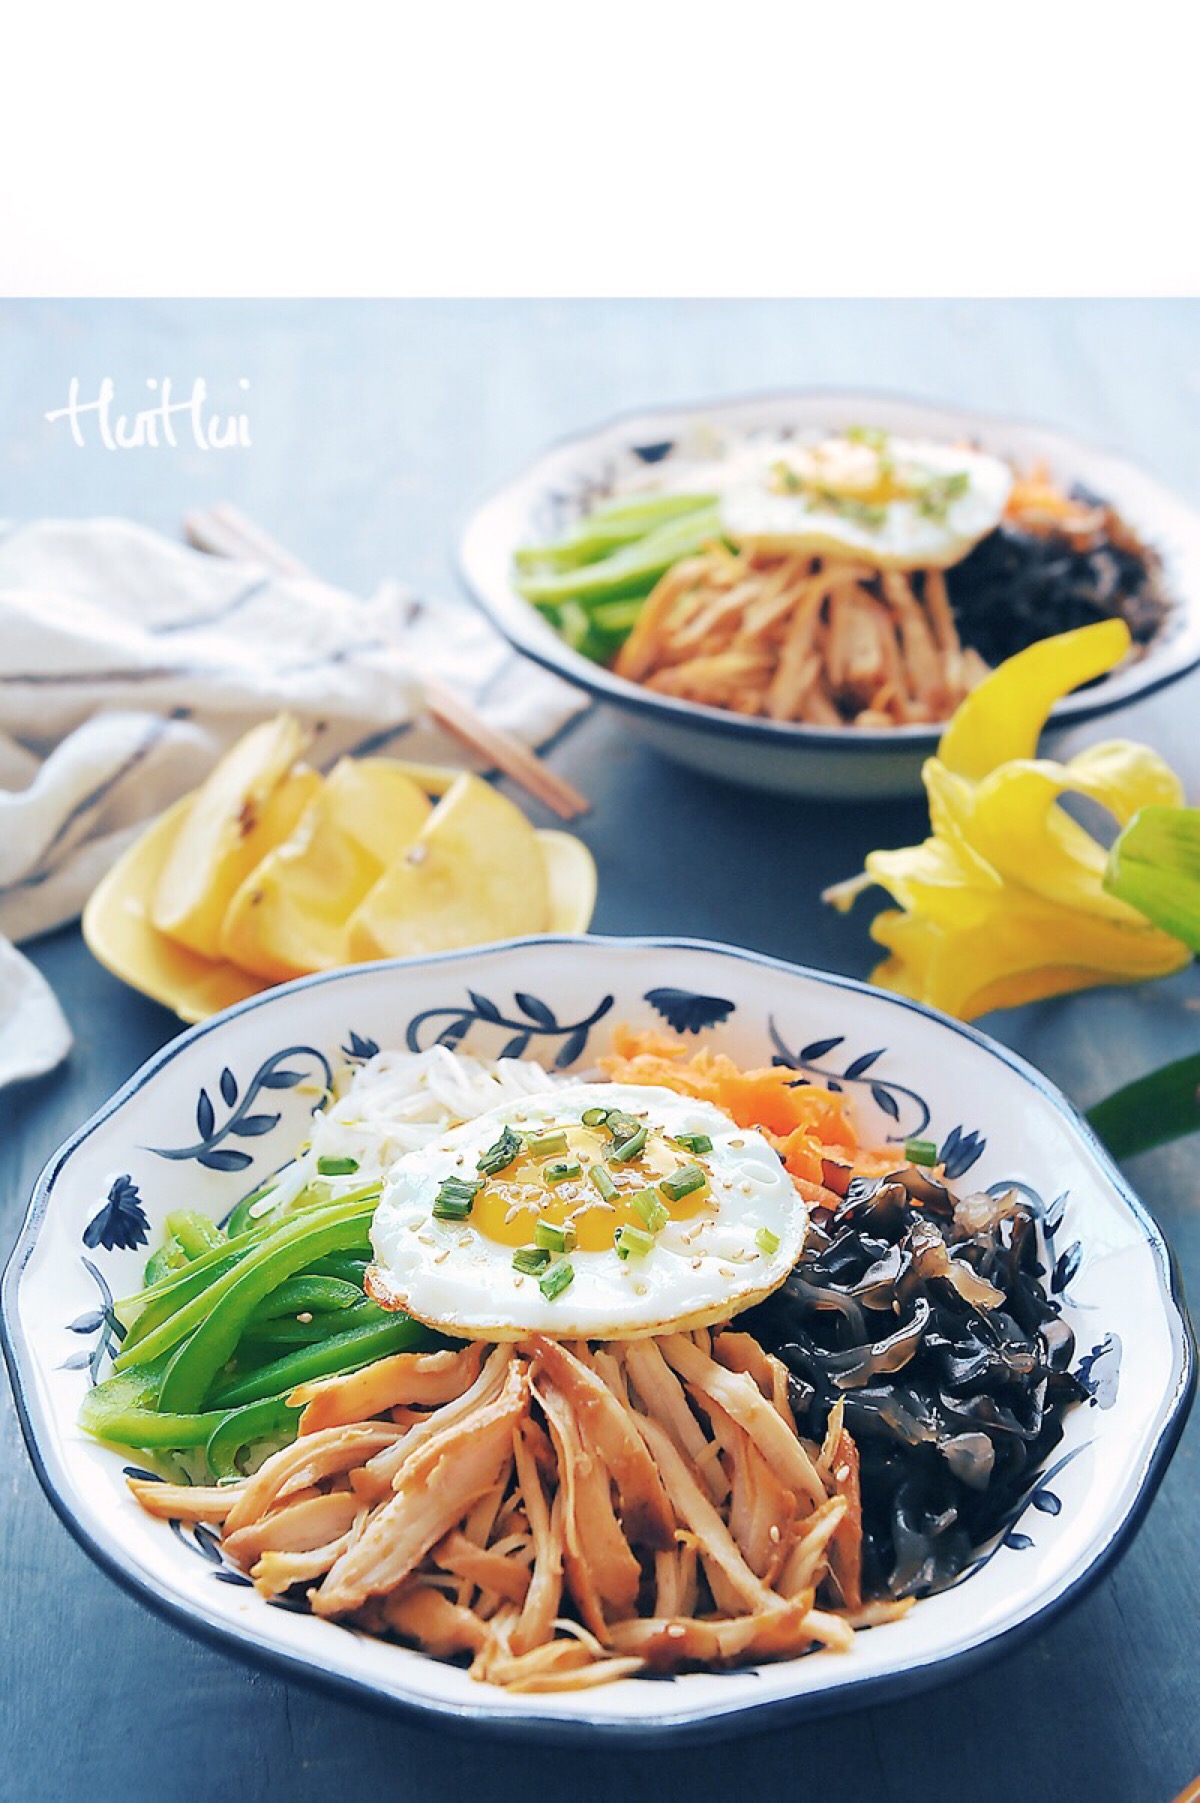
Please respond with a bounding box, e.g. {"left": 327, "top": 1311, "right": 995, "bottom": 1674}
{"left": 366, "top": 1081, "right": 807, "bottom": 1339}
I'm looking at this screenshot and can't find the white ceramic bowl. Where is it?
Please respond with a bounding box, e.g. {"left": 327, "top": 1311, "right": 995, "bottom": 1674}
{"left": 458, "top": 392, "right": 1200, "bottom": 799}
{"left": 2, "top": 937, "right": 1193, "bottom": 1742}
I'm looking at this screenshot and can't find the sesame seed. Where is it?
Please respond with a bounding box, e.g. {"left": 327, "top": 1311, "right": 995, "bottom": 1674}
{"left": 635, "top": 1283, "right": 648, "bottom": 1296}
{"left": 296, "top": 1312, "right": 313, "bottom": 1324}
{"left": 769, "top": 1524, "right": 781, "bottom": 1544}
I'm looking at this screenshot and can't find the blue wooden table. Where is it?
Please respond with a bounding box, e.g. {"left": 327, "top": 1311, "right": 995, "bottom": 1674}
{"left": 2, "top": 300, "right": 1198, "bottom": 1803}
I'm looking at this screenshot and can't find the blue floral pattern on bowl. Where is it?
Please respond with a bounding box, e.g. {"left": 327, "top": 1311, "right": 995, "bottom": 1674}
{"left": 2, "top": 938, "right": 1192, "bottom": 1743}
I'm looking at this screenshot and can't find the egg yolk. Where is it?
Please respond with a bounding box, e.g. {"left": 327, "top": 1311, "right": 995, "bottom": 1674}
{"left": 470, "top": 1122, "right": 710, "bottom": 1252}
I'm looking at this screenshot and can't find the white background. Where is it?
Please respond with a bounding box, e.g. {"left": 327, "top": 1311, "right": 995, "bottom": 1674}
{"left": 0, "top": 2, "right": 1195, "bottom": 297}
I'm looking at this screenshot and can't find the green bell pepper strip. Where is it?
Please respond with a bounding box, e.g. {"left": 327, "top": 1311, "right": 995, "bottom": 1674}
{"left": 165, "top": 1209, "right": 226, "bottom": 1258}
{"left": 206, "top": 1395, "right": 301, "bottom": 1479}
{"left": 210, "top": 1313, "right": 433, "bottom": 1410}
{"left": 79, "top": 1367, "right": 229, "bottom": 1450}
{"left": 142, "top": 1236, "right": 189, "bottom": 1289}
{"left": 249, "top": 1275, "right": 362, "bottom": 1323}
{"left": 305, "top": 1251, "right": 370, "bottom": 1284}
{"left": 116, "top": 1189, "right": 378, "bottom": 1372}
{"left": 118, "top": 1247, "right": 248, "bottom": 1351}
{"left": 241, "top": 1299, "right": 381, "bottom": 1346}
{"left": 513, "top": 494, "right": 718, "bottom": 573}
{"left": 119, "top": 1212, "right": 285, "bottom": 1326}
{"left": 516, "top": 507, "right": 723, "bottom": 609}
{"left": 155, "top": 1196, "right": 383, "bottom": 1411}
{"left": 223, "top": 1180, "right": 278, "bottom": 1239}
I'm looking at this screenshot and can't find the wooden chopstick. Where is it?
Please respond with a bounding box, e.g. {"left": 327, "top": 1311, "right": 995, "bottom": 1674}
{"left": 182, "top": 504, "right": 589, "bottom": 820}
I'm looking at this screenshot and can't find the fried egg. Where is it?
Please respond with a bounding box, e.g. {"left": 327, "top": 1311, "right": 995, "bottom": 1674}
{"left": 366, "top": 1082, "right": 806, "bottom": 1339}
{"left": 652, "top": 430, "right": 1012, "bottom": 570}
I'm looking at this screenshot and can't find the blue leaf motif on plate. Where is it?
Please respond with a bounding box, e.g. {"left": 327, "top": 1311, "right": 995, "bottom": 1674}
{"left": 515, "top": 992, "right": 558, "bottom": 1029}
{"left": 83, "top": 1175, "right": 150, "bottom": 1253}
{"left": 407, "top": 991, "right": 614, "bottom": 1065}
{"left": 1052, "top": 1241, "right": 1083, "bottom": 1294}
{"left": 198, "top": 1147, "right": 254, "bottom": 1173}
{"left": 938, "top": 1125, "right": 987, "bottom": 1181}
{"left": 196, "top": 1089, "right": 216, "bottom": 1141}
{"left": 67, "top": 1310, "right": 106, "bottom": 1335}
{"left": 644, "top": 988, "right": 735, "bottom": 1036}
{"left": 150, "top": 1045, "right": 332, "bottom": 1170}
{"left": 768, "top": 1019, "right": 930, "bottom": 1142}
{"left": 342, "top": 1032, "right": 380, "bottom": 1064}
{"left": 233, "top": 1113, "right": 282, "bottom": 1138}
{"left": 631, "top": 439, "right": 674, "bottom": 463}
{"left": 1077, "top": 1333, "right": 1123, "bottom": 1409}
{"left": 71, "top": 1257, "right": 125, "bottom": 1385}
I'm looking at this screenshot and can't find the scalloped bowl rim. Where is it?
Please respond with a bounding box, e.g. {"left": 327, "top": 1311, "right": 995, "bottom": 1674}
{"left": 2, "top": 936, "right": 1194, "bottom": 1743}
{"left": 456, "top": 388, "right": 1200, "bottom": 752}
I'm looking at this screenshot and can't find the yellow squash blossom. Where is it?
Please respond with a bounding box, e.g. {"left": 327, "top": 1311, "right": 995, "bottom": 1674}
{"left": 826, "top": 619, "right": 1191, "bottom": 1019}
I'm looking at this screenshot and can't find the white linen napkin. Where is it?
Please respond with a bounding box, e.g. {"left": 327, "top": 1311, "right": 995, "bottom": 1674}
{"left": 0, "top": 517, "right": 587, "bottom": 1084}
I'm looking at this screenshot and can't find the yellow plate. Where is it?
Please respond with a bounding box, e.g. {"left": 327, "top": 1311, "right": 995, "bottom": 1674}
{"left": 83, "top": 761, "right": 598, "bottom": 1024}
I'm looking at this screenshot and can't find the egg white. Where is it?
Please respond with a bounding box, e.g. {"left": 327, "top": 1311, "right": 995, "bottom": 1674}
{"left": 367, "top": 1082, "right": 807, "bottom": 1340}
{"left": 648, "top": 433, "right": 1012, "bottom": 570}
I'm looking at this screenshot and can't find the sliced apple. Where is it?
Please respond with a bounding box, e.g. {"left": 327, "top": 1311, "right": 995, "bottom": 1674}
{"left": 150, "top": 714, "right": 314, "bottom": 957}
{"left": 347, "top": 772, "right": 549, "bottom": 960}
{"left": 219, "top": 759, "right": 433, "bottom": 981}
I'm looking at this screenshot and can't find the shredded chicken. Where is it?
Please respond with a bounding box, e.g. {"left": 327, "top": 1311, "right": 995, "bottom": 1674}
{"left": 127, "top": 1328, "right": 867, "bottom": 1692}
{"left": 613, "top": 546, "right": 986, "bottom": 727}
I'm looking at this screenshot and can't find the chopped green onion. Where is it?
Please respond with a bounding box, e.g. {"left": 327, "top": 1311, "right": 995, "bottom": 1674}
{"left": 672, "top": 1133, "right": 713, "bottom": 1156}
{"left": 755, "top": 1226, "right": 781, "bottom": 1255}
{"left": 316, "top": 1155, "right": 360, "bottom": 1177}
{"left": 632, "top": 1189, "right": 669, "bottom": 1234}
{"left": 904, "top": 1138, "right": 938, "bottom": 1168}
{"left": 581, "top": 1106, "right": 611, "bottom": 1128}
{"left": 539, "top": 1261, "right": 575, "bottom": 1301}
{"left": 513, "top": 1246, "right": 552, "bottom": 1276}
{"left": 615, "top": 1224, "right": 655, "bottom": 1261}
{"left": 589, "top": 1166, "right": 617, "bottom": 1202}
{"left": 660, "top": 1164, "right": 706, "bottom": 1202}
{"left": 610, "top": 1125, "right": 648, "bottom": 1164}
{"left": 534, "top": 1218, "right": 577, "bottom": 1254}
{"left": 432, "top": 1175, "right": 483, "bottom": 1221}
{"left": 544, "top": 1160, "right": 582, "bottom": 1185}
{"left": 477, "top": 1125, "right": 523, "bottom": 1177}
{"left": 431, "top": 1195, "right": 472, "bottom": 1222}
{"left": 527, "top": 1129, "right": 569, "bottom": 1158}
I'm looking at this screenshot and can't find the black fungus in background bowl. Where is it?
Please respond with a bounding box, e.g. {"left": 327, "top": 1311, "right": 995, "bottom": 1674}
{"left": 945, "top": 497, "right": 1171, "bottom": 670}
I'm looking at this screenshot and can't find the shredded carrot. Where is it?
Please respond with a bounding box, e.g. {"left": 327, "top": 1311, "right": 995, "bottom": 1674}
{"left": 1004, "top": 460, "right": 1107, "bottom": 545}
{"left": 599, "top": 1026, "right": 857, "bottom": 1184}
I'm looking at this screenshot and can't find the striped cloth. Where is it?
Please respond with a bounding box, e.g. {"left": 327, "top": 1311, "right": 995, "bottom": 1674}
{"left": 0, "top": 517, "right": 586, "bottom": 1083}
